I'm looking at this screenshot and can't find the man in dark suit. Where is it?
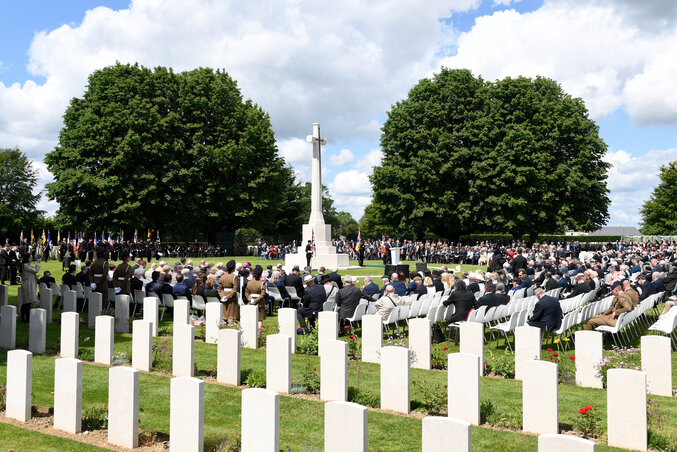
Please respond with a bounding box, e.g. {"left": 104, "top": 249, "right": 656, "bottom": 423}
{"left": 285, "top": 266, "right": 305, "bottom": 299}
{"left": 362, "top": 276, "right": 380, "bottom": 299}
{"left": 637, "top": 274, "right": 656, "bottom": 301}
{"left": 38, "top": 270, "right": 56, "bottom": 286}
{"left": 431, "top": 270, "right": 445, "bottom": 292}
{"left": 8, "top": 245, "right": 19, "bottom": 285}
{"left": 297, "top": 275, "right": 327, "bottom": 333}
{"left": 476, "top": 283, "right": 508, "bottom": 308}
{"left": 62, "top": 265, "right": 78, "bottom": 288}
{"left": 326, "top": 269, "right": 343, "bottom": 289}
{"left": 172, "top": 273, "right": 192, "bottom": 302}
{"left": 336, "top": 275, "right": 364, "bottom": 326}
{"left": 0, "top": 243, "right": 9, "bottom": 284}
{"left": 305, "top": 240, "right": 313, "bottom": 267}
{"left": 566, "top": 274, "right": 591, "bottom": 298}
{"left": 527, "top": 287, "right": 563, "bottom": 332}
{"left": 511, "top": 249, "right": 527, "bottom": 276}
{"left": 544, "top": 272, "right": 558, "bottom": 292}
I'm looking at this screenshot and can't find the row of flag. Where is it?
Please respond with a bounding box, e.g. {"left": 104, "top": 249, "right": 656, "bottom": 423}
{"left": 18, "top": 229, "right": 161, "bottom": 247}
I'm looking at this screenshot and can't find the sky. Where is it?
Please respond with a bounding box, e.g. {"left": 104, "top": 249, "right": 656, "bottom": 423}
{"left": 2, "top": 0, "right": 677, "bottom": 230}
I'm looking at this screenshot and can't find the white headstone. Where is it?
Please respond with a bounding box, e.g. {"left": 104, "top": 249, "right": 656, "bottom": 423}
{"left": 114, "top": 294, "right": 130, "bottom": 333}
{"left": 607, "top": 369, "right": 647, "bottom": 451}
{"left": 515, "top": 325, "right": 541, "bottom": 380}
{"left": 241, "top": 388, "right": 279, "bottom": 452}
{"left": 266, "top": 334, "right": 291, "bottom": 394}
{"left": 60, "top": 312, "right": 79, "bottom": 358}
{"left": 523, "top": 360, "right": 558, "bottom": 435}
{"left": 63, "top": 289, "right": 77, "bottom": 312}
{"left": 53, "top": 357, "right": 83, "bottom": 434}
{"left": 318, "top": 311, "right": 338, "bottom": 357}
{"left": 0, "top": 284, "right": 8, "bottom": 306}
{"left": 241, "top": 304, "right": 258, "bottom": 349}
{"left": 574, "top": 330, "right": 603, "bottom": 388}
{"left": 361, "top": 314, "right": 382, "bottom": 363}
{"left": 132, "top": 320, "right": 152, "bottom": 372}
{"left": 460, "top": 321, "right": 484, "bottom": 375}
{"left": 173, "top": 324, "right": 195, "bottom": 377}
{"left": 321, "top": 340, "right": 347, "bottom": 402}
{"left": 29, "top": 308, "right": 46, "bottom": 354}
{"left": 278, "top": 307, "right": 297, "bottom": 353}
{"left": 170, "top": 376, "right": 204, "bottom": 452}
{"left": 422, "top": 416, "right": 471, "bottom": 452}
{"left": 174, "top": 298, "right": 190, "bottom": 329}
{"left": 39, "top": 286, "right": 53, "bottom": 323}
{"left": 143, "top": 297, "right": 160, "bottom": 337}
{"left": 6, "top": 349, "right": 32, "bottom": 421}
{"left": 205, "top": 301, "right": 222, "bottom": 344}
{"left": 0, "top": 304, "right": 16, "bottom": 349}
{"left": 217, "top": 328, "right": 240, "bottom": 386}
{"left": 380, "top": 346, "right": 410, "bottom": 414}
{"left": 641, "top": 335, "right": 672, "bottom": 397}
{"left": 95, "top": 315, "right": 114, "bottom": 365}
{"left": 108, "top": 366, "right": 139, "bottom": 449}
{"left": 325, "top": 401, "right": 367, "bottom": 452}
{"left": 538, "top": 434, "right": 596, "bottom": 452}
{"left": 448, "top": 353, "right": 480, "bottom": 426}
{"left": 88, "top": 292, "right": 102, "bottom": 328}
{"left": 409, "top": 318, "right": 431, "bottom": 369}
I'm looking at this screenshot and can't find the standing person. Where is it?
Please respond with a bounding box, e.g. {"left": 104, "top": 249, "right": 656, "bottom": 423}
{"left": 19, "top": 254, "right": 40, "bottom": 322}
{"left": 305, "top": 240, "right": 313, "bottom": 268}
{"left": 113, "top": 250, "right": 133, "bottom": 295}
{"left": 0, "top": 243, "right": 9, "bottom": 285}
{"left": 8, "top": 245, "right": 19, "bottom": 285}
{"left": 245, "top": 265, "right": 267, "bottom": 332}
{"left": 217, "top": 260, "right": 239, "bottom": 325}
{"left": 90, "top": 244, "right": 110, "bottom": 296}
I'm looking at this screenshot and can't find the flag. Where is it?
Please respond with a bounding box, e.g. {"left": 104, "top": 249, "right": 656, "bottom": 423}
{"left": 356, "top": 231, "right": 362, "bottom": 251}
{"left": 157, "top": 230, "right": 160, "bottom": 243}
{"left": 41, "top": 229, "right": 46, "bottom": 246}
{"left": 118, "top": 230, "right": 122, "bottom": 243}
{"left": 30, "top": 229, "right": 34, "bottom": 244}
{"left": 134, "top": 228, "right": 138, "bottom": 243}
{"left": 108, "top": 232, "right": 112, "bottom": 244}
{"left": 147, "top": 229, "right": 151, "bottom": 241}
{"left": 20, "top": 230, "right": 24, "bottom": 242}
{"left": 47, "top": 231, "right": 51, "bottom": 246}
{"left": 94, "top": 233, "right": 98, "bottom": 246}
{"left": 311, "top": 229, "right": 316, "bottom": 257}
{"left": 57, "top": 229, "right": 60, "bottom": 243}
{"left": 380, "top": 235, "right": 386, "bottom": 253}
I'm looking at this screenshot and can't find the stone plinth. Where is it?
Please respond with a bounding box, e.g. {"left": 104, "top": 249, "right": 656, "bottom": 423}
{"left": 39, "top": 286, "right": 53, "bottom": 323}
{"left": 95, "top": 315, "right": 114, "bottom": 365}
{"left": 88, "top": 292, "right": 102, "bottom": 328}
{"left": 380, "top": 346, "right": 410, "bottom": 414}
{"left": 409, "top": 318, "right": 431, "bottom": 369}
{"left": 143, "top": 297, "right": 160, "bottom": 337}
{"left": 0, "top": 284, "right": 7, "bottom": 306}
{"left": 607, "top": 369, "right": 647, "bottom": 451}
{"left": 6, "top": 349, "right": 32, "bottom": 421}
{"left": 132, "top": 320, "right": 152, "bottom": 372}
{"left": 318, "top": 311, "right": 338, "bottom": 357}
{"left": 29, "top": 308, "right": 46, "bottom": 354}
{"left": 361, "top": 314, "right": 382, "bottom": 363}
{"left": 266, "top": 334, "right": 291, "bottom": 394}
{"left": 523, "top": 360, "right": 558, "bottom": 435}
{"left": 325, "top": 401, "right": 367, "bottom": 452}
{"left": 173, "top": 324, "right": 195, "bottom": 377}
{"left": 538, "top": 434, "right": 596, "bottom": 451}
{"left": 114, "top": 294, "right": 130, "bottom": 333}
{"left": 641, "top": 335, "right": 672, "bottom": 397}
{"left": 575, "top": 331, "right": 603, "bottom": 388}
{"left": 217, "top": 328, "right": 240, "bottom": 385}
{"left": 63, "top": 289, "right": 77, "bottom": 312}
{"left": 241, "top": 304, "right": 258, "bottom": 349}
{"left": 174, "top": 298, "right": 190, "bottom": 328}
{"left": 170, "top": 376, "right": 204, "bottom": 452}
{"left": 460, "top": 321, "right": 484, "bottom": 375}
{"left": 515, "top": 326, "right": 541, "bottom": 380}
{"left": 278, "top": 308, "right": 297, "bottom": 353}
{"left": 321, "top": 340, "right": 347, "bottom": 402}
{"left": 241, "top": 388, "right": 279, "bottom": 452}
{"left": 60, "top": 312, "right": 79, "bottom": 358}
{"left": 53, "top": 358, "right": 83, "bottom": 434}
{"left": 205, "top": 302, "right": 222, "bottom": 344}
{"left": 0, "top": 304, "right": 16, "bottom": 349}
{"left": 448, "top": 353, "right": 480, "bottom": 425}
{"left": 422, "top": 416, "right": 471, "bottom": 452}
{"left": 108, "top": 366, "right": 139, "bottom": 449}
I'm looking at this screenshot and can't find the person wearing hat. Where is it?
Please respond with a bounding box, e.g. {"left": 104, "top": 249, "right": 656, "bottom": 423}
{"left": 218, "top": 260, "right": 239, "bottom": 325}
{"left": 297, "top": 274, "right": 327, "bottom": 333}
{"left": 245, "top": 265, "right": 267, "bottom": 331}
{"left": 584, "top": 282, "right": 632, "bottom": 330}
{"left": 285, "top": 265, "right": 305, "bottom": 302}
{"left": 113, "top": 249, "right": 134, "bottom": 295}
{"left": 90, "top": 244, "right": 110, "bottom": 295}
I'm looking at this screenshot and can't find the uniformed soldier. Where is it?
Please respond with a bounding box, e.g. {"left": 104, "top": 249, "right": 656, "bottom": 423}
{"left": 90, "top": 244, "right": 110, "bottom": 295}
{"left": 217, "top": 259, "right": 239, "bottom": 325}
{"left": 113, "top": 249, "right": 133, "bottom": 295}
{"left": 245, "top": 265, "right": 267, "bottom": 332}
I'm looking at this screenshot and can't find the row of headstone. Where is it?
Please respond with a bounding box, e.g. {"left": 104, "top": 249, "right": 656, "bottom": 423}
{"left": 0, "top": 284, "right": 8, "bottom": 306}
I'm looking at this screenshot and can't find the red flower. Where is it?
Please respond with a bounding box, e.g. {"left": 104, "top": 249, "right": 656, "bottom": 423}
{"left": 344, "top": 325, "right": 350, "bottom": 329}
{"left": 444, "top": 385, "right": 447, "bottom": 388}
{"left": 579, "top": 408, "right": 587, "bottom": 414}
{"left": 313, "top": 368, "right": 317, "bottom": 371}
{"left": 553, "top": 352, "right": 559, "bottom": 357}
{"left": 546, "top": 348, "right": 553, "bottom": 351}
{"left": 585, "top": 405, "right": 592, "bottom": 411}
{"left": 569, "top": 356, "right": 575, "bottom": 361}
{"left": 349, "top": 336, "right": 355, "bottom": 340}
{"left": 443, "top": 346, "right": 449, "bottom": 350}
{"left": 548, "top": 354, "right": 553, "bottom": 359}
{"left": 56, "top": 340, "right": 60, "bottom": 343}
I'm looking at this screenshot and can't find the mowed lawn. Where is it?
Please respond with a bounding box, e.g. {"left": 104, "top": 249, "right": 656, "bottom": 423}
{"left": 0, "top": 255, "right": 675, "bottom": 451}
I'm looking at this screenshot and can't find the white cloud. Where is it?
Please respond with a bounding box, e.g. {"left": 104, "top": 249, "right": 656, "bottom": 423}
{"left": 603, "top": 148, "right": 677, "bottom": 226}
{"left": 329, "top": 148, "right": 354, "bottom": 166}
{"left": 364, "top": 149, "right": 383, "bottom": 169}
{"left": 493, "top": 0, "right": 520, "bottom": 6}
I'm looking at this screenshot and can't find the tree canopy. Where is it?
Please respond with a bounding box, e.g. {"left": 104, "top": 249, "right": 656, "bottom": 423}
{"left": 370, "top": 68, "right": 610, "bottom": 240}
{"left": 640, "top": 161, "right": 677, "bottom": 235}
{"left": 0, "top": 148, "right": 42, "bottom": 238}
{"left": 45, "top": 63, "right": 295, "bottom": 239}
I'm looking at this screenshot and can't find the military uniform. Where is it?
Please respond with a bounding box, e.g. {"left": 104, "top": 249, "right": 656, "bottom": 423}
{"left": 585, "top": 292, "right": 633, "bottom": 330}
{"left": 245, "top": 278, "right": 267, "bottom": 321}
{"left": 113, "top": 261, "right": 133, "bottom": 294}
{"left": 90, "top": 256, "right": 110, "bottom": 295}
{"left": 217, "top": 271, "right": 239, "bottom": 321}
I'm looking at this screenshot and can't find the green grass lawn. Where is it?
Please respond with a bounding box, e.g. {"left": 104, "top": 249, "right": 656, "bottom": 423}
{"left": 1, "top": 255, "right": 676, "bottom": 451}
{"left": 0, "top": 422, "right": 112, "bottom": 452}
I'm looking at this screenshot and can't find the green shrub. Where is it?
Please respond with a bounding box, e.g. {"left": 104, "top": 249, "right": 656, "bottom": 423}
{"left": 77, "top": 348, "right": 95, "bottom": 362}
{"left": 349, "top": 390, "right": 380, "bottom": 408}
{"left": 414, "top": 381, "right": 447, "bottom": 415}
{"left": 297, "top": 329, "right": 319, "bottom": 356}
{"left": 206, "top": 434, "right": 241, "bottom": 452}
{"left": 480, "top": 399, "right": 522, "bottom": 430}
{"left": 158, "top": 324, "right": 174, "bottom": 337}
{"left": 0, "top": 384, "right": 6, "bottom": 412}
{"left": 596, "top": 345, "right": 641, "bottom": 387}
{"left": 294, "top": 360, "right": 320, "bottom": 394}
{"left": 480, "top": 399, "right": 496, "bottom": 424}
{"left": 572, "top": 405, "right": 602, "bottom": 438}
{"left": 245, "top": 369, "right": 266, "bottom": 388}
{"left": 431, "top": 345, "right": 449, "bottom": 370}
{"left": 152, "top": 339, "right": 173, "bottom": 374}
{"left": 81, "top": 405, "right": 108, "bottom": 431}
{"left": 648, "top": 398, "right": 677, "bottom": 452}
{"left": 487, "top": 350, "right": 515, "bottom": 379}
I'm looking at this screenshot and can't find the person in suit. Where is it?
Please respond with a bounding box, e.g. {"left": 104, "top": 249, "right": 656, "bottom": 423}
{"left": 527, "top": 287, "right": 563, "bottom": 332}
{"left": 38, "top": 270, "right": 56, "bottom": 286}
{"left": 357, "top": 244, "right": 364, "bottom": 267}
{"left": 542, "top": 272, "right": 557, "bottom": 291}
{"left": 411, "top": 276, "right": 428, "bottom": 296}
{"left": 431, "top": 270, "right": 445, "bottom": 292}
{"left": 556, "top": 272, "right": 568, "bottom": 290}
{"left": 467, "top": 273, "right": 480, "bottom": 293}
{"left": 297, "top": 275, "right": 327, "bottom": 333}
{"left": 130, "top": 268, "right": 144, "bottom": 292}
{"left": 245, "top": 265, "right": 267, "bottom": 332}
{"left": 218, "top": 260, "right": 239, "bottom": 324}
{"left": 336, "top": 275, "right": 364, "bottom": 326}
{"left": 361, "top": 276, "right": 380, "bottom": 299}
{"left": 387, "top": 272, "right": 407, "bottom": 296}
{"left": 510, "top": 270, "right": 532, "bottom": 292}
{"left": 61, "top": 265, "right": 77, "bottom": 288}
{"left": 172, "top": 274, "right": 192, "bottom": 302}
{"left": 476, "top": 283, "right": 509, "bottom": 308}
{"left": 8, "top": 245, "right": 19, "bottom": 285}
{"left": 585, "top": 283, "right": 633, "bottom": 330}
{"left": 511, "top": 249, "right": 527, "bottom": 276}
{"left": 443, "top": 280, "right": 476, "bottom": 324}
{"left": 326, "top": 269, "right": 343, "bottom": 289}
{"left": 0, "top": 243, "right": 9, "bottom": 285}
{"left": 637, "top": 274, "right": 656, "bottom": 301}
{"left": 285, "top": 266, "right": 305, "bottom": 302}
{"left": 651, "top": 272, "right": 665, "bottom": 293}
{"left": 113, "top": 250, "right": 133, "bottom": 295}
{"left": 566, "top": 274, "right": 592, "bottom": 298}
{"left": 305, "top": 240, "right": 313, "bottom": 267}
{"left": 145, "top": 271, "right": 162, "bottom": 295}
{"left": 90, "top": 245, "right": 110, "bottom": 296}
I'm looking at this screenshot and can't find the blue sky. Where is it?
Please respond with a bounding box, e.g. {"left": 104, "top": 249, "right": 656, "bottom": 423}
{"left": 1, "top": 0, "right": 676, "bottom": 230}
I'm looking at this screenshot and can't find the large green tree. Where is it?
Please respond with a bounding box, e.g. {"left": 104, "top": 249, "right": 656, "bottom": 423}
{"left": 45, "top": 63, "right": 294, "bottom": 239}
{"left": 0, "top": 148, "right": 42, "bottom": 238}
{"left": 640, "top": 161, "right": 677, "bottom": 235}
{"left": 371, "top": 68, "right": 610, "bottom": 239}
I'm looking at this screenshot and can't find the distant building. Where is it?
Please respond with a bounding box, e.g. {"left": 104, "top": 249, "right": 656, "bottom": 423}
{"left": 565, "top": 226, "right": 641, "bottom": 237}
